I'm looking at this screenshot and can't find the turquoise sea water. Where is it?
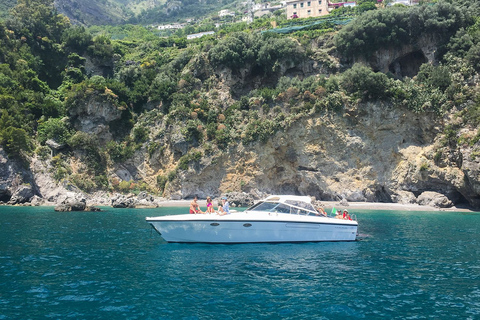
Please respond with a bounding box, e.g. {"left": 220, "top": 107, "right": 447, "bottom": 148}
{"left": 1, "top": 206, "right": 480, "bottom": 319}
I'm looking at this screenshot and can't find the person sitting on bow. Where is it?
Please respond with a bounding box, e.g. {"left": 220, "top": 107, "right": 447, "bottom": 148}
{"left": 217, "top": 197, "right": 230, "bottom": 216}
{"left": 189, "top": 196, "right": 203, "bottom": 214}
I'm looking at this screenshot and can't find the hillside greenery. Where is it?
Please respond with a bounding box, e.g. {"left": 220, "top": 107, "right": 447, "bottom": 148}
{"left": 0, "top": 0, "right": 264, "bottom": 26}
{"left": 0, "top": 0, "right": 16, "bottom": 21}
{"left": 1, "top": 0, "right": 480, "bottom": 194}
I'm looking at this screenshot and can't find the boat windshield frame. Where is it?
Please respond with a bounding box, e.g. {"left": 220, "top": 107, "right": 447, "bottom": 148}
{"left": 247, "top": 200, "right": 318, "bottom": 216}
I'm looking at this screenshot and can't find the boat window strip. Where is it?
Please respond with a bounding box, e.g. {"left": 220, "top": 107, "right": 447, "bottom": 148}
{"left": 264, "top": 201, "right": 317, "bottom": 214}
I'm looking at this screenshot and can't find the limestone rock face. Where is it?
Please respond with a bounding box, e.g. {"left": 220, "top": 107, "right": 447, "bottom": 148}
{"left": 391, "top": 191, "right": 417, "bottom": 205}
{"left": 458, "top": 146, "right": 480, "bottom": 208}
{"left": 417, "top": 191, "right": 453, "bottom": 208}
{"left": 0, "top": 149, "right": 15, "bottom": 202}
{"left": 54, "top": 193, "right": 87, "bottom": 211}
{"left": 68, "top": 95, "right": 122, "bottom": 145}
{"left": 149, "top": 101, "right": 480, "bottom": 209}
{"left": 30, "top": 195, "right": 45, "bottom": 206}
{"left": 30, "top": 154, "right": 74, "bottom": 204}
{"left": 111, "top": 194, "right": 136, "bottom": 208}
{"left": 9, "top": 185, "right": 34, "bottom": 205}
{"left": 3, "top": 92, "right": 480, "bottom": 210}
{"left": 221, "top": 192, "right": 258, "bottom": 207}
{"left": 0, "top": 148, "right": 38, "bottom": 204}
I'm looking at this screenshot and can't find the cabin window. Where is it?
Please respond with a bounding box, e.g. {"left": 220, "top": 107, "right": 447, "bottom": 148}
{"left": 291, "top": 207, "right": 309, "bottom": 215}
{"left": 285, "top": 200, "right": 316, "bottom": 212}
{"left": 275, "top": 204, "right": 291, "bottom": 214}
{"left": 248, "top": 201, "right": 277, "bottom": 212}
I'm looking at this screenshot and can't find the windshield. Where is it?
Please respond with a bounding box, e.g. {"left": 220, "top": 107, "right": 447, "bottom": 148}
{"left": 247, "top": 201, "right": 278, "bottom": 212}
{"left": 285, "top": 200, "right": 317, "bottom": 212}
{"left": 247, "top": 201, "right": 317, "bottom": 215}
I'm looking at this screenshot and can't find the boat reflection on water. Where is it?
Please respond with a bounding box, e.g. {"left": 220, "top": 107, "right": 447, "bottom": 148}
{"left": 146, "top": 195, "right": 358, "bottom": 243}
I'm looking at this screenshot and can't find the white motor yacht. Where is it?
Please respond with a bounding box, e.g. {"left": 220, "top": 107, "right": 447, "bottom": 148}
{"left": 146, "top": 195, "right": 358, "bottom": 243}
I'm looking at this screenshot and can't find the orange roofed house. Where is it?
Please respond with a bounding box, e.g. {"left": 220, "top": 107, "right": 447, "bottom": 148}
{"left": 286, "top": 0, "right": 330, "bottom": 19}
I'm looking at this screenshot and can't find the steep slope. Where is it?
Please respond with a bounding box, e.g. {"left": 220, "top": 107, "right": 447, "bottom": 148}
{"left": 3, "top": 0, "right": 252, "bottom": 26}
{"left": 54, "top": 0, "right": 131, "bottom": 25}
{"left": 55, "top": 0, "right": 239, "bottom": 25}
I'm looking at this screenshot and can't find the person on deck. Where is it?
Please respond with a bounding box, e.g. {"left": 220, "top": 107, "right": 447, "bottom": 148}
{"left": 343, "top": 209, "right": 352, "bottom": 220}
{"left": 189, "top": 196, "right": 203, "bottom": 214}
{"left": 316, "top": 207, "right": 327, "bottom": 216}
{"left": 217, "top": 197, "right": 230, "bottom": 216}
{"left": 205, "top": 196, "right": 215, "bottom": 214}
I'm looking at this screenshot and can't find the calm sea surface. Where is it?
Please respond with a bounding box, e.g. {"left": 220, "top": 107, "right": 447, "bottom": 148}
{"left": 1, "top": 206, "right": 479, "bottom": 319}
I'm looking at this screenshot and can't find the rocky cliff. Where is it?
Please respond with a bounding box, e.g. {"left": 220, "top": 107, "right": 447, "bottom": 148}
{"left": 2, "top": 94, "right": 479, "bottom": 209}
{"left": 2, "top": 8, "right": 480, "bottom": 210}
{"left": 132, "top": 100, "right": 478, "bottom": 208}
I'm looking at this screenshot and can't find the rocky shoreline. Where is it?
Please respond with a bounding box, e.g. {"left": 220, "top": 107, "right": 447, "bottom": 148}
{"left": 0, "top": 190, "right": 476, "bottom": 213}
{"left": 0, "top": 149, "right": 476, "bottom": 212}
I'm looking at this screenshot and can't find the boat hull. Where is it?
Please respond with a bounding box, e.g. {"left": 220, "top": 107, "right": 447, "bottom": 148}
{"left": 147, "top": 216, "right": 357, "bottom": 243}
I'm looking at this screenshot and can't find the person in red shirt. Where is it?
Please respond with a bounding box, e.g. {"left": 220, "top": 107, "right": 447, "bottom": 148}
{"left": 189, "top": 196, "right": 203, "bottom": 214}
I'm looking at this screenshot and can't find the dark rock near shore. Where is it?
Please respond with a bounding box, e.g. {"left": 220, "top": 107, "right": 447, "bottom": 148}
{"left": 54, "top": 192, "right": 87, "bottom": 211}
{"left": 54, "top": 204, "right": 68, "bottom": 212}
{"left": 54, "top": 200, "right": 86, "bottom": 212}
{"left": 8, "top": 185, "right": 35, "bottom": 205}
{"left": 137, "top": 191, "right": 153, "bottom": 201}
{"left": 85, "top": 206, "right": 102, "bottom": 212}
{"left": 111, "top": 194, "right": 136, "bottom": 208}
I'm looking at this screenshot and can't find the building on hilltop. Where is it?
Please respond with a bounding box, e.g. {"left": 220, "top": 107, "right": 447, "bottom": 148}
{"left": 157, "top": 24, "right": 184, "bottom": 30}
{"left": 387, "top": 0, "right": 419, "bottom": 5}
{"left": 250, "top": 1, "right": 287, "bottom": 18}
{"left": 186, "top": 31, "right": 215, "bottom": 40}
{"left": 286, "top": 0, "right": 330, "bottom": 19}
{"left": 218, "top": 9, "right": 236, "bottom": 17}
{"left": 286, "top": 0, "right": 353, "bottom": 19}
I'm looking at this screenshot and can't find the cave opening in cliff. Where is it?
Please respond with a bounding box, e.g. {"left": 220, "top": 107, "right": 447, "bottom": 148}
{"left": 375, "top": 186, "right": 392, "bottom": 203}
{"left": 0, "top": 192, "right": 11, "bottom": 203}
{"left": 388, "top": 51, "right": 427, "bottom": 78}
{"left": 451, "top": 191, "right": 470, "bottom": 208}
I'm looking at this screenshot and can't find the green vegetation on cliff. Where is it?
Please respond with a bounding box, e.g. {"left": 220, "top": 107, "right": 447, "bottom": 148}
{"left": 1, "top": 0, "right": 480, "bottom": 199}
{"left": 335, "top": 2, "right": 469, "bottom": 58}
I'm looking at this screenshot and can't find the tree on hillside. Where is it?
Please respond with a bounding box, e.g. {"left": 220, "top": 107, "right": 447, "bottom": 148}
{"left": 335, "top": 2, "right": 467, "bottom": 59}
{"left": 7, "top": 0, "right": 71, "bottom": 87}
{"left": 8, "top": 0, "right": 70, "bottom": 44}
{"left": 209, "top": 32, "right": 304, "bottom": 75}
